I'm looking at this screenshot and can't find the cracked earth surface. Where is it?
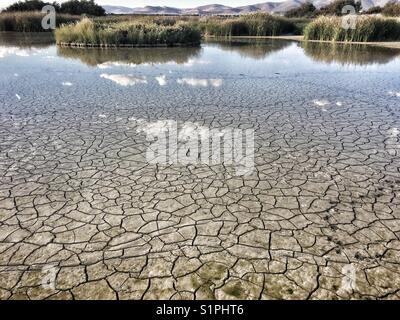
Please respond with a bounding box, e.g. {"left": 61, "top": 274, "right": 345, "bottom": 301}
{"left": 0, "top": 37, "right": 399, "bottom": 299}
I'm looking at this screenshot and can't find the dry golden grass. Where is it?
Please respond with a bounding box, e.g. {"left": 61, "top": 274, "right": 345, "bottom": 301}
{"left": 304, "top": 15, "right": 400, "bottom": 42}
{"left": 55, "top": 17, "right": 201, "bottom": 46}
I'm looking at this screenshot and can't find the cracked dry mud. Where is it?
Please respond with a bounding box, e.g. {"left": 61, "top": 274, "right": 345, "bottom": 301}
{"left": 0, "top": 37, "right": 400, "bottom": 300}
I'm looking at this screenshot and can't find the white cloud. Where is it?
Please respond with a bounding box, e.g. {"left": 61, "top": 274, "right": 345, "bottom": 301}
{"left": 62, "top": 82, "right": 73, "bottom": 86}
{"left": 0, "top": 47, "right": 42, "bottom": 59}
{"left": 177, "top": 78, "right": 223, "bottom": 87}
{"left": 388, "top": 91, "right": 400, "bottom": 97}
{"left": 98, "top": 61, "right": 138, "bottom": 69}
{"left": 182, "top": 59, "right": 212, "bottom": 67}
{"left": 177, "top": 78, "right": 208, "bottom": 87}
{"left": 313, "top": 99, "right": 329, "bottom": 107}
{"left": 96, "top": 58, "right": 211, "bottom": 69}
{"left": 209, "top": 79, "right": 223, "bottom": 87}
{"left": 100, "top": 73, "right": 147, "bottom": 86}
{"left": 155, "top": 75, "right": 167, "bottom": 86}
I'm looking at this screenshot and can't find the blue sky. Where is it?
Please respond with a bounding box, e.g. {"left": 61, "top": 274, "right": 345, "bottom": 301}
{"left": 0, "top": 1, "right": 282, "bottom": 9}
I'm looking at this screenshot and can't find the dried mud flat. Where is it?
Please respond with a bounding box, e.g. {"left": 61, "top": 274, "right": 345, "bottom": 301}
{"left": 0, "top": 40, "right": 399, "bottom": 300}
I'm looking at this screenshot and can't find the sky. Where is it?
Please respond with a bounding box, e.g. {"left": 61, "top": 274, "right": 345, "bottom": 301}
{"left": 0, "top": 0, "right": 282, "bottom": 9}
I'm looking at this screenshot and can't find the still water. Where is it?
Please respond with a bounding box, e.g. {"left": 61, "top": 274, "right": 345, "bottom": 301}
{"left": 0, "top": 32, "right": 399, "bottom": 300}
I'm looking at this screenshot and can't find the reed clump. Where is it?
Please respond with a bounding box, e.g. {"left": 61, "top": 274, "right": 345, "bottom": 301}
{"left": 55, "top": 17, "right": 201, "bottom": 46}
{"left": 57, "top": 46, "right": 201, "bottom": 66}
{"left": 0, "top": 11, "right": 80, "bottom": 32}
{"left": 304, "top": 15, "right": 400, "bottom": 42}
{"left": 199, "top": 13, "right": 298, "bottom": 37}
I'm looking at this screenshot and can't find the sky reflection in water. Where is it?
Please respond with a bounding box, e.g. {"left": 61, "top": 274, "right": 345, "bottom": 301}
{"left": 0, "top": 33, "right": 399, "bottom": 112}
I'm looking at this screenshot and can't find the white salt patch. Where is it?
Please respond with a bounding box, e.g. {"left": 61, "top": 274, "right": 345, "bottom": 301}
{"left": 98, "top": 114, "right": 107, "bottom": 118}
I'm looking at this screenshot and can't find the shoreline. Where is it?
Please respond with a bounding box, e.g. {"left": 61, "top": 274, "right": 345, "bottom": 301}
{"left": 2, "top": 31, "right": 400, "bottom": 50}
{"left": 57, "top": 42, "right": 201, "bottom": 48}
{"left": 207, "top": 35, "right": 400, "bottom": 50}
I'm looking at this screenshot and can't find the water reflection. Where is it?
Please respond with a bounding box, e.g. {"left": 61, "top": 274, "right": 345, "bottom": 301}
{"left": 301, "top": 42, "right": 400, "bottom": 66}
{"left": 1, "top": 32, "right": 399, "bottom": 68}
{"left": 0, "top": 32, "right": 54, "bottom": 59}
{"left": 0, "top": 32, "right": 54, "bottom": 48}
{"left": 205, "top": 38, "right": 292, "bottom": 60}
{"left": 57, "top": 46, "right": 202, "bottom": 67}
{"left": 155, "top": 75, "right": 167, "bottom": 86}
{"left": 56, "top": 39, "right": 293, "bottom": 67}
{"left": 177, "top": 78, "right": 223, "bottom": 87}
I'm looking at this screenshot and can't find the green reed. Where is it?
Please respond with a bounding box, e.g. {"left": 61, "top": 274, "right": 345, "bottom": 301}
{"left": 304, "top": 15, "right": 400, "bottom": 42}
{"left": 0, "top": 11, "right": 80, "bottom": 32}
{"left": 55, "top": 17, "right": 201, "bottom": 46}
{"left": 198, "top": 13, "right": 299, "bottom": 37}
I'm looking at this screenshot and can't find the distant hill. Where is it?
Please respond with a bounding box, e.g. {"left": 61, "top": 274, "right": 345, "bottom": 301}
{"left": 237, "top": 2, "right": 282, "bottom": 13}
{"left": 274, "top": 0, "right": 308, "bottom": 13}
{"left": 185, "top": 4, "right": 240, "bottom": 15}
{"left": 103, "top": 0, "right": 397, "bottom": 15}
{"left": 102, "top": 5, "right": 181, "bottom": 15}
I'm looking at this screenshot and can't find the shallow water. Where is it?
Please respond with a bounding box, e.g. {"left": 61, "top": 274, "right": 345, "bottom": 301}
{"left": 0, "top": 33, "right": 399, "bottom": 300}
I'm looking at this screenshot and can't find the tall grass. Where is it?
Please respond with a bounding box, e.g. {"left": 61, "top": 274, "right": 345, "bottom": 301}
{"left": 198, "top": 13, "right": 298, "bottom": 37}
{"left": 0, "top": 11, "right": 80, "bottom": 32}
{"left": 304, "top": 15, "right": 400, "bottom": 42}
{"left": 0, "top": 31, "right": 54, "bottom": 47}
{"left": 55, "top": 18, "right": 201, "bottom": 46}
{"left": 92, "top": 14, "right": 198, "bottom": 25}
